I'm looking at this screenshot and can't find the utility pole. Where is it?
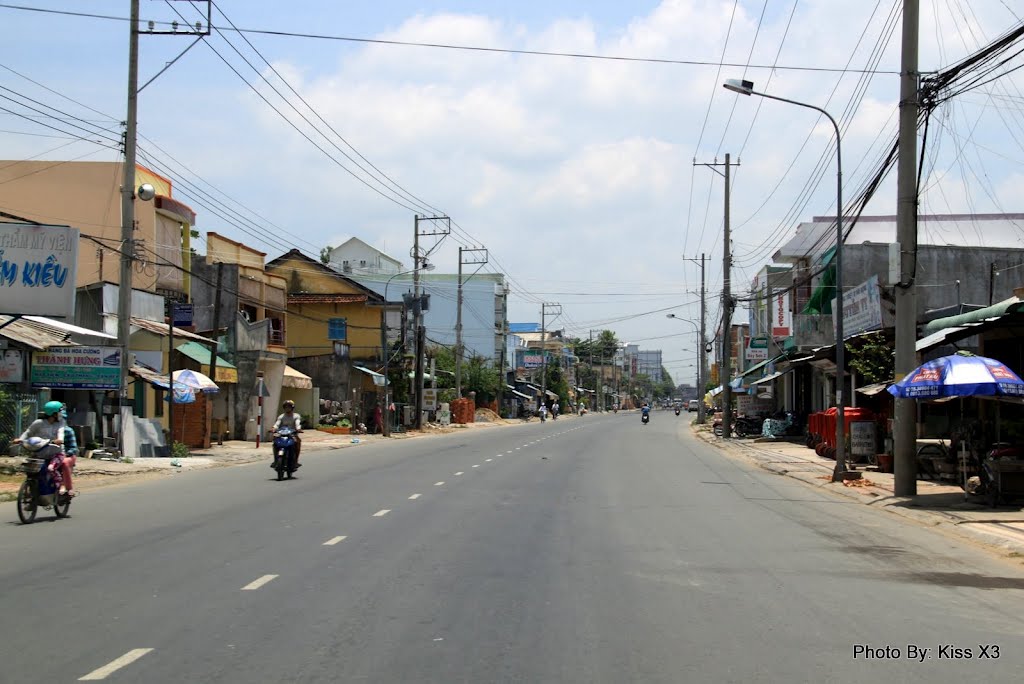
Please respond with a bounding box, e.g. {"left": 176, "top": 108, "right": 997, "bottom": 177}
{"left": 455, "top": 247, "right": 488, "bottom": 398}
{"left": 116, "top": 0, "right": 141, "bottom": 458}
{"left": 540, "top": 302, "right": 561, "bottom": 407}
{"left": 684, "top": 253, "right": 708, "bottom": 423}
{"left": 412, "top": 214, "right": 450, "bottom": 429}
{"left": 893, "top": 0, "right": 920, "bottom": 496}
{"left": 207, "top": 262, "right": 224, "bottom": 442}
{"left": 695, "top": 155, "right": 735, "bottom": 437}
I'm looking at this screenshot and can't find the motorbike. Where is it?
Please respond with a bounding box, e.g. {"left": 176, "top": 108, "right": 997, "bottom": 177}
{"left": 674, "top": 407, "right": 681, "bottom": 416}
{"left": 733, "top": 415, "right": 765, "bottom": 439}
{"left": 642, "top": 410, "right": 650, "bottom": 425}
{"left": 271, "top": 427, "right": 300, "bottom": 480}
{"left": 15, "top": 437, "right": 72, "bottom": 524}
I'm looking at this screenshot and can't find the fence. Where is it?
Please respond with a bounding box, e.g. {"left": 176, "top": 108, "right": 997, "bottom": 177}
{"left": 0, "top": 393, "right": 38, "bottom": 449}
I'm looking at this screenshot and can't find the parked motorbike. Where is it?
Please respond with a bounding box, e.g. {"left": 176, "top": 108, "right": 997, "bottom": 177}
{"left": 271, "top": 427, "right": 299, "bottom": 481}
{"left": 733, "top": 415, "right": 765, "bottom": 439}
{"left": 15, "top": 437, "right": 72, "bottom": 524}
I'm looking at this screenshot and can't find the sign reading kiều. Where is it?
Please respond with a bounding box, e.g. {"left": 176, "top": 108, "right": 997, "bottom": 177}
{"left": 31, "top": 346, "right": 122, "bottom": 389}
{"left": 0, "top": 223, "right": 79, "bottom": 318}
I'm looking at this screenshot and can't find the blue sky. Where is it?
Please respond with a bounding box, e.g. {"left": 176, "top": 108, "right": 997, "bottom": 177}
{"left": 2, "top": 1, "right": 1023, "bottom": 384}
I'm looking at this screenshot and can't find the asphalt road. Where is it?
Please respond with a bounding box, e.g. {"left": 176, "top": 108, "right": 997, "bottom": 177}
{"left": 2, "top": 411, "right": 1024, "bottom": 683}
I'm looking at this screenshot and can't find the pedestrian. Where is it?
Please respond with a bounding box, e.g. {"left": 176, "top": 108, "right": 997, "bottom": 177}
{"left": 552, "top": 401, "right": 559, "bottom": 418}
{"left": 373, "top": 403, "right": 383, "bottom": 434}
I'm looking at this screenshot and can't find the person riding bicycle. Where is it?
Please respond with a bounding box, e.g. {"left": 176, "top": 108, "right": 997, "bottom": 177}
{"left": 271, "top": 400, "right": 302, "bottom": 468}
{"left": 13, "top": 401, "right": 76, "bottom": 496}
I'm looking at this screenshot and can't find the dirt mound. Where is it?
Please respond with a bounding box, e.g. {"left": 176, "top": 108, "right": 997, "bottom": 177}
{"left": 475, "top": 407, "right": 502, "bottom": 422}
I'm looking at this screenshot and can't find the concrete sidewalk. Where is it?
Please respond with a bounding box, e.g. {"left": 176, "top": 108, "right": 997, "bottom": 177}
{"left": 693, "top": 422, "right": 1024, "bottom": 559}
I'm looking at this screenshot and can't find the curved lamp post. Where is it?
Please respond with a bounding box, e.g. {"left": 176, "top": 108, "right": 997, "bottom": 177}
{"left": 666, "top": 313, "right": 706, "bottom": 423}
{"left": 723, "top": 78, "right": 847, "bottom": 480}
{"left": 382, "top": 261, "right": 434, "bottom": 436}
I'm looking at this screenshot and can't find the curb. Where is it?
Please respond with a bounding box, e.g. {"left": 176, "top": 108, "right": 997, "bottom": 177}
{"left": 693, "top": 426, "right": 1024, "bottom": 559}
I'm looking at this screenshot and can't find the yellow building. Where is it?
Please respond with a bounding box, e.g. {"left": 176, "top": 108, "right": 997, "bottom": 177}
{"left": 266, "top": 249, "right": 390, "bottom": 423}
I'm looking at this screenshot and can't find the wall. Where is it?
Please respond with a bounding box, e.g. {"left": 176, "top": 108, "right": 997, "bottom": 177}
{"left": 0, "top": 160, "right": 159, "bottom": 293}
{"left": 288, "top": 354, "right": 352, "bottom": 404}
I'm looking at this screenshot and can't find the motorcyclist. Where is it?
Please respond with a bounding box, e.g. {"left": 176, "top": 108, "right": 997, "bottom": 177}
{"left": 14, "top": 400, "right": 75, "bottom": 496}
{"left": 271, "top": 400, "right": 302, "bottom": 468}
{"left": 641, "top": 402, "right": 651, "bottom": 420}
{"left": 539, "top": 403, "right": 548, "bottom": 422}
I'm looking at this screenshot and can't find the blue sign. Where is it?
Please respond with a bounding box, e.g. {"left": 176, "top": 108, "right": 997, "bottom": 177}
{"left": 172, "top": 303, "right": 194, "bottom": 327}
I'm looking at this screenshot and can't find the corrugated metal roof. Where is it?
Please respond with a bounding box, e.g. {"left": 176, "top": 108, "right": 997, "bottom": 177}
{"left": 130, "top": 317, "right": 214, "bottom": 343}
{"left": 0, "top": 315, "right": 73, "bottom": 349}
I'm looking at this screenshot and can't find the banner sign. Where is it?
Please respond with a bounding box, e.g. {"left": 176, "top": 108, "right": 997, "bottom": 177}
{"left": 0, "top": 223, "right": 79, "bottom": 317}
{"left": 523, "top": 353, "right": 543, "bottom": 368}
{"left": 772, "top": 289, "right": 792, "bottom": 338}
{"left": 31, "top": 346, "right": 122, "bottom": 389}
{"left": 833, "top": 275, "right": 883, "bottom": 337}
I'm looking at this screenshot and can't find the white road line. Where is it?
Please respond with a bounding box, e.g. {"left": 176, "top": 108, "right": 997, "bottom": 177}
{"left": 323, "top": 536, "right": 347, "bottom": 546}
{"left": 409, "top": 493, "right": 421, "bottom": 500}
{"left": 455, "top": 471, "right": 464, "bottom": 476}
{"left": 485, "top": 458, "right": 492, "bottom": 462}
{"left": 373, "top": 509, "right": 391, "bottom": 517}
{"left": 241, "top": 574, "right": 278, "bottom": 591}
{"left": 515, "top": 447, "right": 521, "bottom": 450}
{"left": 506, "top": 450, "right": 513, "bottom": 454}
{"left": 435, "top": 481, "right": 445, "bottom": 486}
{"left": 472, "top": 464, "right": 480, "bottom": 468}
{"left": 79, "top": 648, "right": 154, "bottom": 681}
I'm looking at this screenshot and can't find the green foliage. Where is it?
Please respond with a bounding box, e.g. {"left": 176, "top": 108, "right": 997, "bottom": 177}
{"left": 171, "top": 441, "right": 190, "bottom": 459}
{"left": 320, "top": 246, "right": 332, "bottom": 264}
{"left": 339, "top": 417, "right": 351, "bottom": 428}
{"left": 845, "top": 332, "right": 894, "bottom": 384}
{"left": 430, "top": 344, "right": 501, "bottom": 405}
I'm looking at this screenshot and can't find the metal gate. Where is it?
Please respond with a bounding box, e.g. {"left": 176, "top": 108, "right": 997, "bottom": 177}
{"left": 0, "top": 393, "right": 38, "bottom": 448}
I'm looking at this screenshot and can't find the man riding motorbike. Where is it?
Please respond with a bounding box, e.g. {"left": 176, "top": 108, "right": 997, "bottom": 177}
{"left": 641, "top": 402, "right": 651, "bottom": 423}
{"left": 271, "top": 400, "right": 302, "bottom": 469}
{"left": 14, "top": 401, "right": 75, "bottom": 496}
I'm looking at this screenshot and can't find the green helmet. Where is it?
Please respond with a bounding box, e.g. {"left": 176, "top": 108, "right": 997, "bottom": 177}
{"left": 43, "top": 400, "right": 64, "bottom": 417}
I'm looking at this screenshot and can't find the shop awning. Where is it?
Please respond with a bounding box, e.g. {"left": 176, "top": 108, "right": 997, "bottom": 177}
{"left": 355, "top": 366, "right": 387, "bottom": 386}
{"left": 511, "top": 389, "right": 531, "bottom": 400}
{"left": 283, "top": 365, "right": 313, "bottom": 389}
{"left": 130, "top": 316, "right": 214, "bottom": 343}
{"left": 709, "top": 386, "right": 724, "bottom": 397}
{"left": 750, "top": 370, "right": 786, "bottom": 386}
{"left": 916, "top": 326, "right": 969, "bottom": 353}
{"left": 544, "top": 389, "right": 558, "bottom": 399}
{"left": 175, "top": 341, "right": 237, "bottom": 383}
{"left": 922, "top": 296, "right": 1024, "bottom": 335}
{"left": 22, "top": 315, "right": 116, "bottom": 339}
{"left": 129, "top": 364, "right": 166, "bottom": 386}
{"left": 856, "top": 381, "right": 892, "bottom": 396}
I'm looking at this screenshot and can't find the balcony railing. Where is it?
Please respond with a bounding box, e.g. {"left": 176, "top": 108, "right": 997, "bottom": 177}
{"left": 268, "top": 328, "right": 285, "bottom": 346}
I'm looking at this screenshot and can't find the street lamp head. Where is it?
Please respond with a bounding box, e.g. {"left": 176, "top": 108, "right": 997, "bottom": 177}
{"left": 723, "top": 78, "right": 754, "bottom": 96}
{"left": 666, "top": 313, "right": 676, "bottom": 319}
{"left": 419, "top": 260, "right": 436, "bottom": 272}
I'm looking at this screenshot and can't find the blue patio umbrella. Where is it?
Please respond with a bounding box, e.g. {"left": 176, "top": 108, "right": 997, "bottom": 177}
{"left": 162, "top": 383, "right": 196, "bottom": 404}
{"left": 887, "top": 352, "right": 1024, "bottom": 400}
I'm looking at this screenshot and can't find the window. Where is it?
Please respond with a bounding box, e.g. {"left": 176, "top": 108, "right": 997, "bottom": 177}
{"left": 359, "top": 259, "right": 367, "bottom": 267}
{"left": 328, "top": 317, "right": 348, "bottom": 340}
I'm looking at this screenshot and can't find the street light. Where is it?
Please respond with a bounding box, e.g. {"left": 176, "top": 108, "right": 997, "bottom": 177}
{"left": 723, "top": 78, "right": 847, "bottom": 481}
{"left": 666, "top": 313, "right": 707, "bottom": 423}
{"left": 382, "top": 261, "right": 434, "bottom": 436}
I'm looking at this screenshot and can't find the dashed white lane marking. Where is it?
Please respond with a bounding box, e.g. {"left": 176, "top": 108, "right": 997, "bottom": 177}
{"left": 373, "top": 509, "right": 391, "bottom": 517}
{"left": 241, "top": 575, "right": 278, "bottom": 591}
{"left": 409, "top": 493, "right": 421, "bottom": 500}
{"left": 79, "top": 648, "right": 155, "bottom": 681}
{"left": 472, "top": 464, "right": 479, "bottom": 468}
{"left": 323, "top": 536, "right": 347, "bottom": 546}
{"left": 515, "top": 447, "right": 521, "bottom": 450}
{"left": 506, "top": 450, "right": 513, "bottom": 454}
{"left": 455, "top": 471, "right": 464, "bottom": 476}
{"left": 435, "top": 481, "right": 445, "bottom": 486}
{"left": 485, "top": 458, "right": 492, "bottom": 462}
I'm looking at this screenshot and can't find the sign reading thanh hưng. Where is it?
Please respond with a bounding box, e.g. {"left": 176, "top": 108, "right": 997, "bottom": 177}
{"left": 0, "top": 223, "right": 79, "bottom": 318}
{"left": 31, "top": 346, "right": 122, "bottom": 389}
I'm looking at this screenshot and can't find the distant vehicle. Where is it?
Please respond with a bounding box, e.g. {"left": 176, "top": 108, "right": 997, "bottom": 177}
{"left": 688, "top": 400, "right": 699, "bottom": 412}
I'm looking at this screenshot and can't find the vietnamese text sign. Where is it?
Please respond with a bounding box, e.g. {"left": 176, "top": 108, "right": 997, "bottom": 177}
{"left": 0, "top": 223, "right": 79, "bottom": 317}
{"left": 850, "top": 421, "right": 877, "bottom": 457}
{"left": 772, "top": 289, "right": 792, "bottom": 338}
{"left": 832, "top": 275, "right": 882, "bottom": 337}
{"left": 523, "top": 353, "right": 543, "bottom": 368}
{"left": 745, "top": 336, "right": 769, "bottom": 361}
{"left": 31, "top": 346, "right": 122, "bottom": 389}
{"left": 422, "top": 387, "right": 438, "bottom": 409}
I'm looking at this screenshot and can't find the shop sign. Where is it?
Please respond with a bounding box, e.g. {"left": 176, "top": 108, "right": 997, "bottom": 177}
{"left": 850, "top": 421, "right": 877, "bottom": 457}
{"left": 0, "top": 223, "right": 79, "bottom": 317}
{"left": 31, "top": 346, "right": 122, "bottom": 389}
